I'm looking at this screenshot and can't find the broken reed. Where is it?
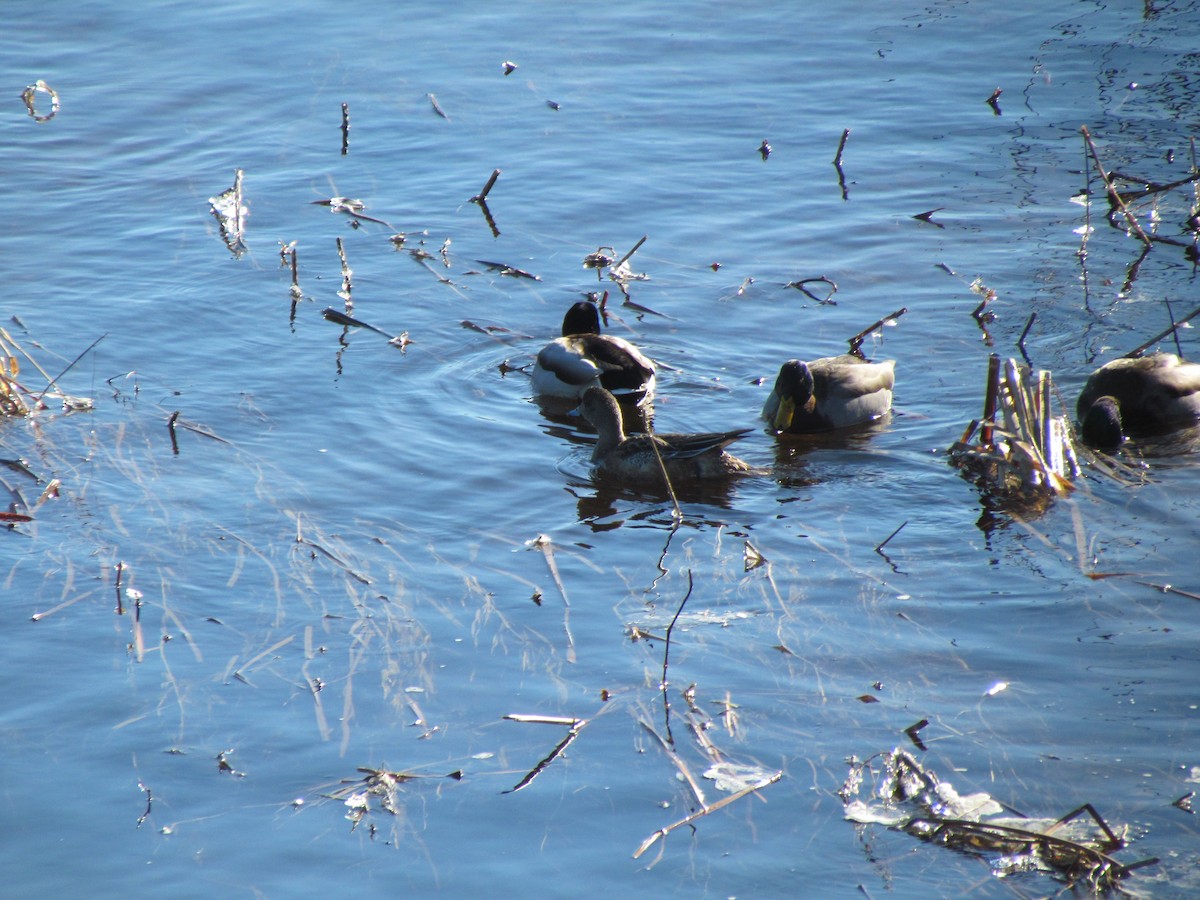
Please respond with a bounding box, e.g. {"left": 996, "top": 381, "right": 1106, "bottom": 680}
{"left": 949, "top": 355, "right": 1077, "bottom": 498}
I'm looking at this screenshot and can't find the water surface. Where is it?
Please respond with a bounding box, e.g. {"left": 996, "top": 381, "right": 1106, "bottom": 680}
{"left": 4, "top": 1, "right": 1200, "bottom": 896}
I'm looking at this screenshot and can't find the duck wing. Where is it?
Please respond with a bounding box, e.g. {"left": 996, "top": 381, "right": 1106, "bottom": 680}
{"left": 655, "top": 428, "right": 753, "bottom": 460}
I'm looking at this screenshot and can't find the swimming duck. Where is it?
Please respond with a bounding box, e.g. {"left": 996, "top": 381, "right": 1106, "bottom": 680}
{"left": 531, "top": 302, "right": 656, "bottom": 400}
{"left": 762, "top": 355, "right": 895, "bottom": 433}
{"left": 577, "top": 387, "right": 753, "bottom": 481}
{"left": 1076, "top": 353, "right": 1200, "bottom": 447}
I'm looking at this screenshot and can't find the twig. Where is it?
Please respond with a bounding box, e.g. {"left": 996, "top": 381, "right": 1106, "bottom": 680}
{"left": 1122, "top": 303, "right": 1200, "bottom": 358}
{"left": 874, "top": 521, "right": 907, "bottom": 553}
{"left": 35, "top": 333, "right": 107, "bottom": 406}
{"left": 502, "top": 718, "right": 588, "bottom": 794}
{"left": 633, "top": 770, "right": 783, "bottom": 859}
{"left": 659, "top": 570, "right": 694, "bottom": 743}
{"left": 1017, "top": 311, "right": 1037, "bottom": 362}
{"left": 336, "top": 237, "right": 352, "bottom": 309}
{"left": 639, "top": 719, "right": 707, "bottom": 808}
{"left": 340, "top": 102, "right": 350, "bottom": 155}
{"left": 167, "top": 411, "right": 180, "bottom": 455}
{"left": 785, "top": 275, "right": 838, "bottom": 304}
{"left": 615, "top": 235, "right": 648, "bottom": 270}
{"left": 1080, "top": 125, "right": 1152, "bottom": 247}
{"left": 848, "top": 307, "right": 907, "bottom": 356}
{"left": 471, "top": 168, "right": 501, "bottom": 204}
{"left": 833, "top": 128, "right": 850, "bottom": 167}
{"left": 1166, "top": 299, "right": 1183, "bottom": 358}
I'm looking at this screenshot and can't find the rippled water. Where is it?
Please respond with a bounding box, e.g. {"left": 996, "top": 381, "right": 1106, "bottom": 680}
{"left": 4, "top": 1, "right": 1200, "bottom": 896}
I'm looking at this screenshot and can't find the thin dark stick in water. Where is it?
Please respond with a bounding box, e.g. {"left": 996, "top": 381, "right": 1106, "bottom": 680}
{"left": 1123, "top": 303, "right": 1200, "bottom": 358}
{"left": 833, "top": 128, "right": 850, "bottom": 167}
{"left": 168, "top": 411, "right": 180, "bottom": 455}
{"left": 502, "top": 718, "right": 587, "bottom": 794}
{"left": 340, "top": 102, "right": 350, "bottom": 155}
{"left": 476, "top": 198, "right": 500, "bottom": 237}
{"left": 1018, "top": 312, "right": 1037, "bottom": 355}
{"left": 471, "top": 168, "right": 501, "bottom": 203}
{"left": 1081, "top": 125, "right": 1152, "bottom": 247}
{"left": 659, "top": 570, "right": 694, "bottom": 743}
{"left": 848, "top": 307, "right": 907, "bottom": 356}
{"left": 35, "top": 333, "right": 107, "bottom": 406}
{"left": 875, "top": 521, "right": 908, "bottom": 553}
{"left": 115, "top": 561, "right": 125, "bottom": 615}
{"left": 1166, "top": 299, "right": 1183, "bottom": 358}
{"left": 615, "top": 235, "right": 648, "bottom": 270}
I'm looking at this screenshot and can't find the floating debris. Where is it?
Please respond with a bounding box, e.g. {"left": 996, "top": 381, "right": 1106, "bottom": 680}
{"left": 948, "top": 355, "right": 1077, "bottom": 501}
{"left": 842, "top": 749, "right": 1157, "bottom": 892}
{"left": 427, "top": 92, "right": 449, "bottom": 120}
{"left": 502, "top": 60, "right": 518, "bottom": 76}
{"left": 208, "top": 169, "right": 247, "bottom": 256}
{"left": 474, "top": 259, "right": 540, "bottom": 281}
{"left": 21, "top": 79, "right": 60, "bottom": 122}
{"left": 310, "top": 196, "right": 392, "bottom": 228}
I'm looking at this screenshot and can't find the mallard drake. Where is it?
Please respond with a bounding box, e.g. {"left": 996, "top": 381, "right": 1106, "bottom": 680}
{"left": 531, "top": 302, "right": 656, "bottom": 400}
{"left": 1077, "top": 353, "right": 1200, "bottom": 447}
{"left": 762, "top": 355, "right": 895, "bottom": 433}
{"left": 577, "top": 387, "right": 753, "bottom": 480}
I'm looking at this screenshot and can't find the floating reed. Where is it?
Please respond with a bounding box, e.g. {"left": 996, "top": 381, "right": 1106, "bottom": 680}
{"left": 948, "top": 355, "right": 1077, "bottom": 499}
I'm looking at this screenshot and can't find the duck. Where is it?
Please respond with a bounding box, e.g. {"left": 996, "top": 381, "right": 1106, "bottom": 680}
{"left": 531, "top": 302, "right": 656, "bottom": 400}
{"left": 762, "top": 355, "right": 895, "bottom": 434}
{"left": 1076, "top": 353, "right": 1200, "bottom": 447}
{"left": 577, "top": 387, "right": 753, "bottom": 481}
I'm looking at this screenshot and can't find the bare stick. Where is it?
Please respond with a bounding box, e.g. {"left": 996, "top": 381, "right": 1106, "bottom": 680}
{"left": 336, "top": 237, "right": 352, "bottom": 309}
{"left": 115, "top": 561, "right": 125, "bottom": 615}
{"left": 503, "top": 719, "right": 588, "bottom": 793}
{"left": 633, "top": 771, "right": 783, "bottom": 859}
{"left": 1080, "top": 125, "right": 1152, "bottom": 247}
{"left": 848, "top": 307, "right": 907, "bottom": 356}
{"left": 1166, "top": 298, "right": 1183, "bottom": 358}
{"left": 615, "top": 235, "right": 648, "bottom": 270}
{"left": 340, "top": 102, "right": 350, "bottom": 155}
{"left": 471, "top": 168, "right": 501, "bottom": 203}
{"left": 874, "top": 520, "right": 907, "bottom": 553}
{"left": 35, "top": 332, "right": 107, "bottom": 405}
{"left": 639, "top": 719, "right": 707, "bottom": 808}
{"left": 646, "top": 435, "right": 682, "bottom": 520}
{"left": 1122, "top": 303, "right": 1200, "bottom": 358}
{"left": 658, "top": 570, "right": 694, "bottom": 743}
{"left": 833, "top": 128, "right": 850, "bottom": 167}
{"left": 1018, "top": 311, "right": 1037, "bottom": 353}
{"left": 785, "top": 275, "right": 838, "bottom": 305}
{"left": 167, "top": 411, "right": 180, "bottom": 455}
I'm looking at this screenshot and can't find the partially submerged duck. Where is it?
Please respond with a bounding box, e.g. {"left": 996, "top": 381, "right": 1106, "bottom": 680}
{"left": 532, "top": 302, "right": 656, "bottom": 400}
{"left": 762, "top": 355, "right": 895, "bottom": 434}
{"left": 577, "top": 387, "right": 753, "bottom": 481}
{"left": 1077, "top": 353, "right": 1200, "bottom": 447}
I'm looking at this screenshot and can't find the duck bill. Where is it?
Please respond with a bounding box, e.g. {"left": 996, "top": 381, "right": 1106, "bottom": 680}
{"left": 771, "top": 397, "right": 796, "bottom": 432}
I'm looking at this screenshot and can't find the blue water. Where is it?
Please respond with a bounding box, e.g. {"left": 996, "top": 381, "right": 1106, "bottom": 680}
{"left": 4, "top": 1, "right": 1200, "bottom": 896}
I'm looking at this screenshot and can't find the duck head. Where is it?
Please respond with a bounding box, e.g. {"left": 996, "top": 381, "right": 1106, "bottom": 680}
{"left": 1080, "top": 395, "right": 1124, "bottom": 448}
{"left": 767, "top": 360, "right": 814, "bottom": 431}
{"left": 561, "top": 301, "right": 602, "bottom": 337}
